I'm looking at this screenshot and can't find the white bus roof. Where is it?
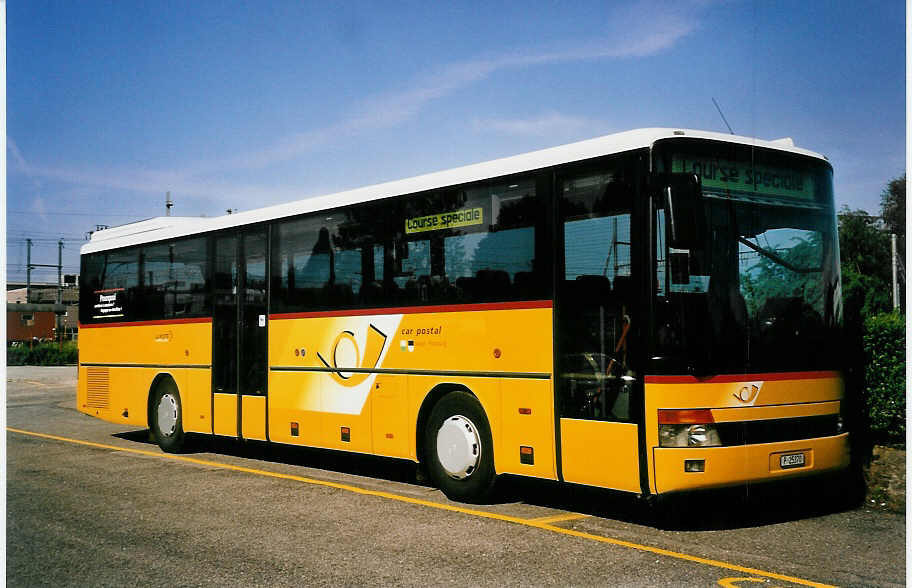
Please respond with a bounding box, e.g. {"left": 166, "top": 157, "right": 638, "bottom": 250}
{"left": 82, "top": 128, "right": 827, "bottom": 254}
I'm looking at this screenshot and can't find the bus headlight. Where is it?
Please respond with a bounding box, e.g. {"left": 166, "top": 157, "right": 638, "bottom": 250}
{"left": 657, "top": 408, "right": 722, "bottom": 447}
{"left": 658, "top": 423, "right": 722, "bottom": 447}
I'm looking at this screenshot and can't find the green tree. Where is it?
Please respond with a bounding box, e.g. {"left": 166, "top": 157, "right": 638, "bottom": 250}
{"left": 838, "top": 207, "right": 892, "bottom": 320}
{"left": 879, "top": 174, "right": 905, "bottom": 314}
{"left": 880, "top": 174, "right": 905, "bottom": 236}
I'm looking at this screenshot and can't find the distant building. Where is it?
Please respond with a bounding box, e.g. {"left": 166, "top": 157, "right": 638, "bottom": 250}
{"left": 6, "top": 284, "right": 79, "bottom": 343}
{"left": 7, "top": 307, "right": 58, "bottom": 343}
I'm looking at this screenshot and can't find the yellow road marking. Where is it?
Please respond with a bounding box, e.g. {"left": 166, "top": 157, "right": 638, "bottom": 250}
{"left": 8, "top": 427, "right": 834, "bottom": 588}
{"left": 718, "top": 578, "right": 768, "bottom": 587}
{"left": 527, "top": 512, "right": 589, "bottom": 524}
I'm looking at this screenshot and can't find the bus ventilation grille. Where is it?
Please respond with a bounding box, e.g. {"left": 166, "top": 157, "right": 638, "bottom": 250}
{"left": 86, "top": 367, "right": 110, "bottom": 409}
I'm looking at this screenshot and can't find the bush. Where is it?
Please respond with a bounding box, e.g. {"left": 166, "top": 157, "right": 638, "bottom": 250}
{"left": 6, "top": 341, "right": 79, "bottom": 366}
{"left": 863, "top": 312, "right": 905, "bottom": 443}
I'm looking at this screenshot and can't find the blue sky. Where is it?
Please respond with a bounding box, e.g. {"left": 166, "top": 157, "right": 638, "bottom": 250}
{"left": 6, "top": 1, "right": 905, "bottom": 284}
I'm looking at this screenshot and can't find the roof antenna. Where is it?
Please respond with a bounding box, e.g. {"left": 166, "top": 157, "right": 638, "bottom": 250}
{"left": 712, "top": 97, "right": 735, "bottom": 135}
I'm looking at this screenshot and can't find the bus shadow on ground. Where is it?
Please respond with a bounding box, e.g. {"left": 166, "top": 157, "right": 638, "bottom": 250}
{"left": 113, "top": 429, "right": 863, "bottom": 531}
{"left": 113, "top": 429, "right": 422, "bottom": 486}
{"left": 500, "top": 472, "right": 866, "bottom": 531}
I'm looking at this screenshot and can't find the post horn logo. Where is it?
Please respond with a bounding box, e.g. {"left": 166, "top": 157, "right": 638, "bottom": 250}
{"left": 733, "top": 382, "right": 762, "bottom": 404}
{"left": 317, "top": 324, "right": 388, "bottom": 387}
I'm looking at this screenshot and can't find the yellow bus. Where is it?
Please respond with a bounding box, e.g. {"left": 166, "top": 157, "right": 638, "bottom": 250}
{"left": 78, "top": 128, "right": 850, "bottom": 503}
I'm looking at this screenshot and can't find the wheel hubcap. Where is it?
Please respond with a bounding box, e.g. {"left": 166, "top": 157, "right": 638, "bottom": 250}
{"left": 157, "top": 393, "right": 178, "bottom": 437}
{"left": 436, "top": 414, "right": 481, "bottom": 480}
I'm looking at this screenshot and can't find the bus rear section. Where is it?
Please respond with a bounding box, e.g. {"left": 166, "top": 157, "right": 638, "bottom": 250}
{"left": 645, "top": 372, "right": 849, "bottom": 495}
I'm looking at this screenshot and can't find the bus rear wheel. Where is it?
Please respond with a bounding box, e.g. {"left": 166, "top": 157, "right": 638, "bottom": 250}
{"left": 151, "top": 379, "right": 185, "bottom": 453}
{"left": 425, "top": 391, "right": 496, "bottom": 503}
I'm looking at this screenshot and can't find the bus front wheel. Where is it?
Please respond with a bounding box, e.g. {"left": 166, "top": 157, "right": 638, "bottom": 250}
{"left": 151, "top": 379, "right": 185, "bottom": 453}
{"left": 425, "top": 391, "right": 496, "bottom": 503}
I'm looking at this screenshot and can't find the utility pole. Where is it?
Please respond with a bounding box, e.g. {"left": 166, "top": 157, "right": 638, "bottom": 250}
{"left": 892, "top": 233, "right": 899, "bottom": 311}
{"left": 166, "top": 191, "right": 173, "bottom": 216}
{"left": 24, "top": 237, "right": 65, "bottom": 304}
{"left": 57, "top": 239, "right": 63, "bottom": 304}
{"left": 57, "top": 239, "right": 64, "bottom": 346}
{"left": 26, "top": 238, "right": 32, "bottom": 302}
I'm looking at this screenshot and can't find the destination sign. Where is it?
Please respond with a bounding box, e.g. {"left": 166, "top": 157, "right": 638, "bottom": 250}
{"left": 405, "top": 208, "right": 484, "bottom": 234}
{"left": 672, "top": 156, "right": 815, "bottom": 202}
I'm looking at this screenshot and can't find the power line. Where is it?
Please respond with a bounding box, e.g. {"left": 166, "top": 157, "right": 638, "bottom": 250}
{"left": 6, "top": 236, "right": 85, "bottom": 242}
{"left": 7, "top": 232, "right": 86, "bottom": 238}
{"left": 7, "top": 238, "right": 83, "bottom": 243}
{"left": 6, "top": 210, "right": 149, "bottom": 218}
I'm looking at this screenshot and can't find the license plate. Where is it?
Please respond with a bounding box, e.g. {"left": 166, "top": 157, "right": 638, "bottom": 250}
{"left": 779, "top": 453, "right": 806, "bottom": 469}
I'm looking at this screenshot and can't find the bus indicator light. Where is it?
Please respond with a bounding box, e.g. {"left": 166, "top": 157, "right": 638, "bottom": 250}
{"left": 657, "top": 409, "right": 715, "bottom": 424}
{"left": 520, "top": 446, "right": 534, "bottom": 465}
{"left": 341, "top": 427, "right": 351, "bottom": 442}
{"left": 518, "top": 408, "right": 532, "bottom": 415}
{"left": 290, "top": 422, "right": 299, "bottom": 437}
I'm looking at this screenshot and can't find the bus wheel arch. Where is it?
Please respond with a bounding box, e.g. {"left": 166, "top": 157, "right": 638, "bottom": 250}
{"left": 420, "top": 386, "right": 496, "bottom": 503}
{"left": 148, "top": 373, "right": 186, "bottom": 453}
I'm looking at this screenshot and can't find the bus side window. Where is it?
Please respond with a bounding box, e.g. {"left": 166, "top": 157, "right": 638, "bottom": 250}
{"left": 397, "top": 178, "right": 541, "bottom": 305}
{"left": 273, "top": 218, "right": 338, "bottom": 311}
{"left": 269, "top": 176, "right": 545, "bottom": 313}
{"left": 273, "top": 206, "right": 391, "bottom": 312}
{"left": 140, "top": 237, "right": 209, "bottom": 320}
{"left": 80, "top": 247, "right": 141, "bottom": 324}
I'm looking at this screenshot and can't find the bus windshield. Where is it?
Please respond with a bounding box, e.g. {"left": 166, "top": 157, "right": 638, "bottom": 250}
{"left": 654, "top": 142, "right": 842, "bottom": 375}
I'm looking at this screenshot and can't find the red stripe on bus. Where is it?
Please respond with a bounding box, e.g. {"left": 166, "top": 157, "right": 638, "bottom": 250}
{"left": 644, "top": 371, "right": 840, "bottom": 384}
{"left": 79, "top": 317, "right": 213, "bottom": 329}
{"left": 270, "top": 299, "right": 553, "bottom": 320}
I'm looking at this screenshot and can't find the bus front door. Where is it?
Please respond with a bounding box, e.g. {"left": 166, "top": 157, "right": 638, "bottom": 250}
{"left": 212, "top": 229, "right": 269, "bottom": 440}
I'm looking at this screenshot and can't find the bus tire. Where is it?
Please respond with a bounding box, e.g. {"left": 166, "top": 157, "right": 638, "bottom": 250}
{"left": 425, "top": 391, "right": 496, "bottom": 503}
{"left": 151, "top": 379, "right": 185, "bottom": 453}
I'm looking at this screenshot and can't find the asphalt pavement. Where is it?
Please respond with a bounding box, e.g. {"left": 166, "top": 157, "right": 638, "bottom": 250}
{"left": 5, "top": 366, "right": 906, "bottom": 586}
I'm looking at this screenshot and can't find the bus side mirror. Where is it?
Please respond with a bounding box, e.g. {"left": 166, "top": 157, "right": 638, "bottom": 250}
{"left": 664, "top": 173, "right": 705, "bottom": 249}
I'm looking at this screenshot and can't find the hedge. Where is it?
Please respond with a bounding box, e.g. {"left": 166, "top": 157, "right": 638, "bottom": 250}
{"left": 863, "top": 312, "right": 906, "bottom": 443}
{"left": 7, "top": 341, "right": 79, "bottom": 366}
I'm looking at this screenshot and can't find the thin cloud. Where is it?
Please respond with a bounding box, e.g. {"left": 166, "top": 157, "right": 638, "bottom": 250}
{"left": 8, "top": 137, "right": 49, "bottom": 222}
{"left": 31, "top": 196, "right": 49, "bottom": 224}
{"left": 184, "top": 5, "right": 701, "bottom": 179}
{"left": 288, "top": 4, "right": 699, "bottom": 161}
{"left": 10, "top": 1, "right": 706, "bottom": 206}
{"left": 472, "top": 113, "right": 600, "bottom": 137}
{"left": 7, "top": 138, "right": 29, "bottom": 171}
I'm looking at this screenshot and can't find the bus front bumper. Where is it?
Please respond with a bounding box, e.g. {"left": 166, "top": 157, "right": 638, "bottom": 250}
{"left": 652, "top": 433, "right": 850, "bottom": 494}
